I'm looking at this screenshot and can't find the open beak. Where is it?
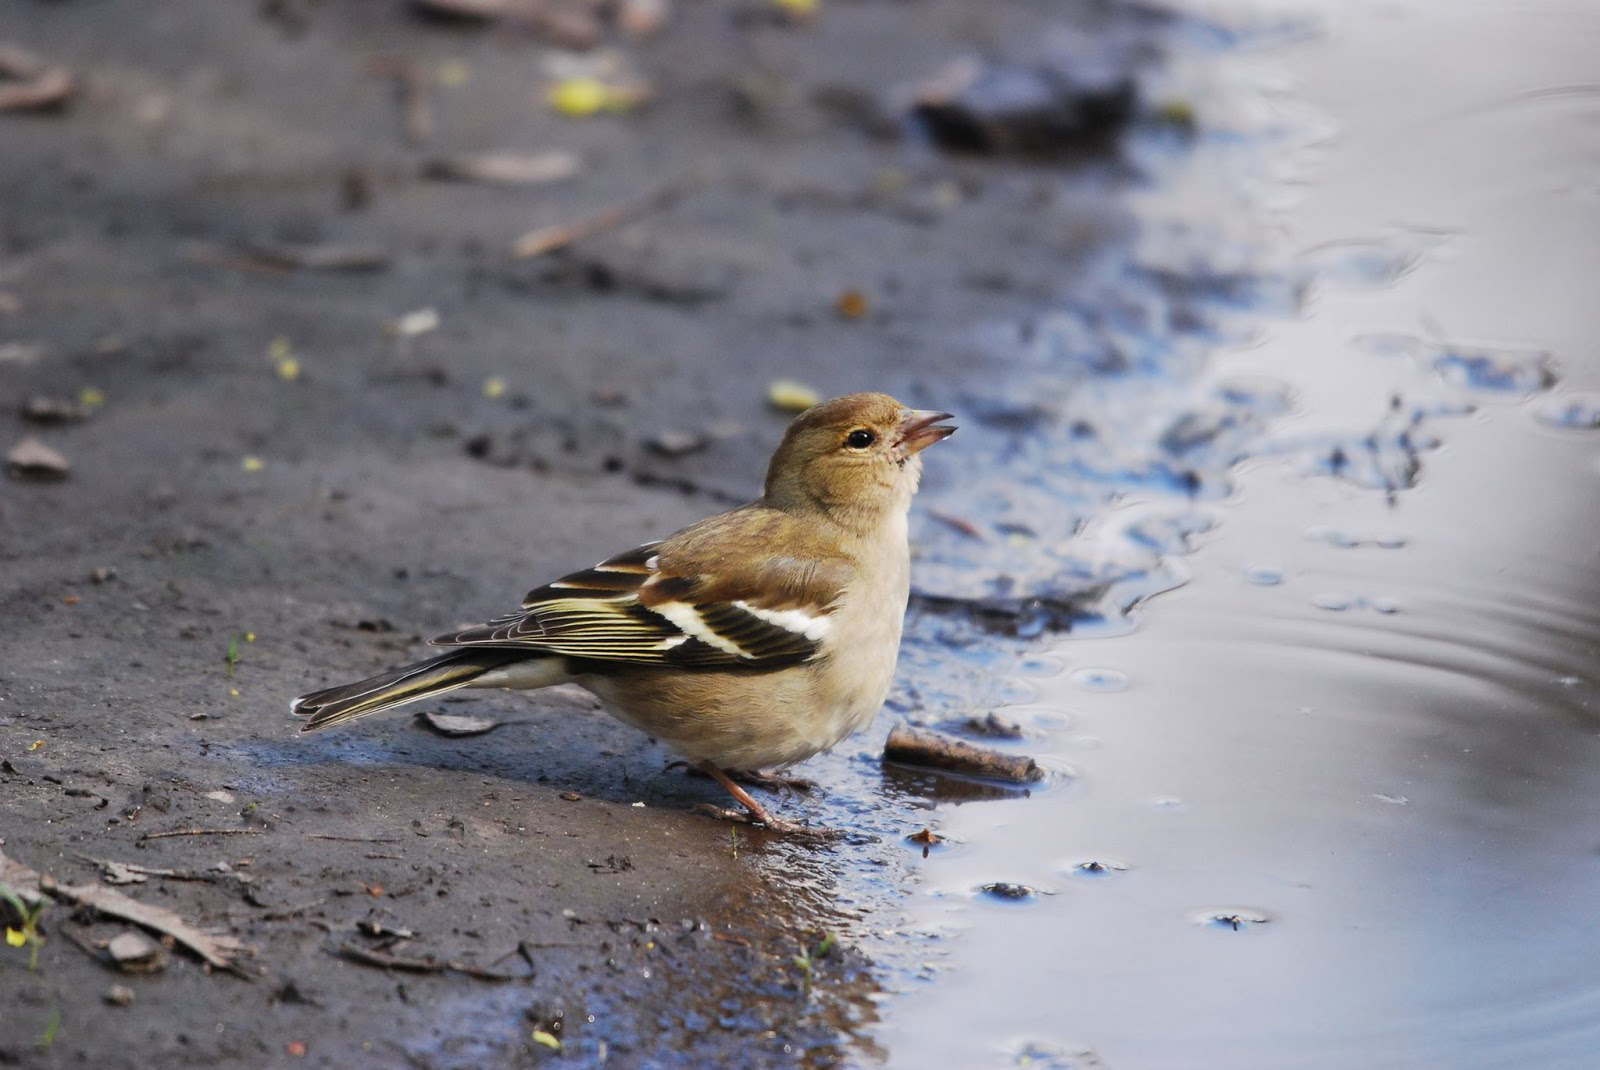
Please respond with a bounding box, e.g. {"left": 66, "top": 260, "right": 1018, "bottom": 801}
{"left": 897, "top": 409, "right": 957, "bottom": 455}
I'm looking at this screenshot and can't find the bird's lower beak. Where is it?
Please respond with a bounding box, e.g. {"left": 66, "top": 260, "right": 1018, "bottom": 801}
{"left": 897, "top": 409, "right": 957, "bottom": 455}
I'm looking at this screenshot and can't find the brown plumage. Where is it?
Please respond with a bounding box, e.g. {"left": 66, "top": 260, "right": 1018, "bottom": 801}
{"left": 291, "top": 392, "right": 955, "bottom": 833}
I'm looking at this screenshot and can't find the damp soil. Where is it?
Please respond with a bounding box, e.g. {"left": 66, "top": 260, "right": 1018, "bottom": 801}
{"left": 5, "top": 1, "right": 1599, "bottom": 1068}
{"left": 0, "top": 2, "right": 1181, "bottom": 1067}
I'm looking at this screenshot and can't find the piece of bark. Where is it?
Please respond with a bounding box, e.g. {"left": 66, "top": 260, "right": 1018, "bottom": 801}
{"left": 883, "top": 725, "right": 1042, "bottom": 783}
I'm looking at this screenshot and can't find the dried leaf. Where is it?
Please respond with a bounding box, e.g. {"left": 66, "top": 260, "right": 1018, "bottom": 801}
{"left": 0, "top": 43, "right": 74, "bottom": 113}
{"left": 245, "top": 242, "right": 390, "bottom": 272}
{"left": 547, "top": 77, "right": 647, "bottom": 117}
{"left": 389, "top": 308, "right": 440, "bottom": 337}
{"left": 417, "top": 711, "right": 500, "bottom": 737}
{"left": 423, "top": 150, "right": 582, "bottom": 186}
{"left": 7, "top": 436, "right": 69, "bottom": 481}
{"left": 21, "top": 397, "right": 89, "bottom": 425}
{"left": 1, "top": 846, "right": 251, "bottom": 972}
{"left": 767, "top": 380, "right": 820, "bottom": 413}
{"left": 646, "top": 429, "right": 709, "bottom": 457}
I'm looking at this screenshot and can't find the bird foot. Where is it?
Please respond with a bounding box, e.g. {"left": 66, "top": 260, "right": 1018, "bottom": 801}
{"left": 671, "top": 763, "right": 817, "bottom": 794}
{"left": 733, "top": 769, "right": 819, "bottom": 794}
{"left": 689, "top": 804, "right": 843, "bottom": 840}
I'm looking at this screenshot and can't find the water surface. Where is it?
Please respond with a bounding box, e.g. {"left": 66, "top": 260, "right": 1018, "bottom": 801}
{"left": 875, "top": 2, "right": 1600, "bottom": 1066}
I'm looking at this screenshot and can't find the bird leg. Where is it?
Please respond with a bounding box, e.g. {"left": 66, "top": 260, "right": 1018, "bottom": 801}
{"left": 734, "top": 769, "right": 818, "bottom": 794}
{"left": 693, "top": 762, "right": 837, "bottom": 838}
{"left": 669, "top": 762, "right": 818, "bottom": 794}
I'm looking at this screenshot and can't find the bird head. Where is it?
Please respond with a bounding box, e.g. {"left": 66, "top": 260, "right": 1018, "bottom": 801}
{"left": 764, "top": 392, "right": 956, "bottom": 530}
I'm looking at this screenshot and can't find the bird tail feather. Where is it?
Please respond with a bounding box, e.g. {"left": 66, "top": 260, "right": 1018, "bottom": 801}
{"left": 291, "top": 649, "right": 525, "bottom": 733}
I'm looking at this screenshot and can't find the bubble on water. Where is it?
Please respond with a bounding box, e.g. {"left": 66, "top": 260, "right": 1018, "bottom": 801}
{"left": 1369, "top": 596, "right": 1401, "bottom": 614}
{"left": 1151, "top": 796, "right": 1187, "bottom": 812}
{"left": 1558, "top": 675, "right": 1584, "bottom": 687}
{"left": 1031, "top": 709, "right": 1075, "bottom": 731}
{"left": 1306, "top": 526, "right": 1409, "bottom": 550}
{"left": 1297, "top": 232, "right": 1445, "bottom": 288}
{"left": 1312, "top": 592, "right": 1353, "bottom": 611}
{"left": 1009, "top": 1040, "right": 1103, "bottom": 1069}
{"left": 1307, "top": 525, "right": 1362, "bottom": 548}
{"left": 1535, "top": 394, "right": 1600, "bottom": 430}
{"left": 1017, "top": 653, "right": 1068, "bottom": 678}
{"left": 995, "top": 678, "right": 1038, "bottom": 705}
{"left": 1244, "top": 565, "right": 1285, "bottom": 585}
{"left": 1069, "top": 667, "right": 1128, "bottom": 692}
{"left": 1191, "top": 907, "right": 1271, "bottom": 930}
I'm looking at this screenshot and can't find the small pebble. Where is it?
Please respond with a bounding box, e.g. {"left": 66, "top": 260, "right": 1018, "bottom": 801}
{"left": 6, "top": 436, "right": 70, "bottom": 481}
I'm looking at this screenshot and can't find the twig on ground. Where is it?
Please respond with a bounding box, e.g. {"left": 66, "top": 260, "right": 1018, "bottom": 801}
{"left": 335, "top": 942, "right": 521, "bottom": 981}
{"left": 511, "top": 178, "right": 691, "bottom": 258}
{"left": 883, "top": 725, "right": 1043, "bottom": 783}
{"left": 137, "top": 828, "right": 263, "bottom": 844}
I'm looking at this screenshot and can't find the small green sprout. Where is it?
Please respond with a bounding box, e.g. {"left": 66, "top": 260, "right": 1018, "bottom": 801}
{"left": 37, "top": 1008, "right": 60, "bottom": 1052}
{"left": 791, "top": 932, "right": 837, "bottom": 1002}
{"left": 1, "top": 883, "right": 46, "bottom": 971}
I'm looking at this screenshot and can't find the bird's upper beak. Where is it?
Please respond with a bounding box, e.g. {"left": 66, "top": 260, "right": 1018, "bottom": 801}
{"left": 897, "top": 408, "right": 957, "bottom": 455}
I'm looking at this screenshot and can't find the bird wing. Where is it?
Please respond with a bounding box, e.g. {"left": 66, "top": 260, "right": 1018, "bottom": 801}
{"left": 432, "top": 532, "right": 850, "bottom": 670}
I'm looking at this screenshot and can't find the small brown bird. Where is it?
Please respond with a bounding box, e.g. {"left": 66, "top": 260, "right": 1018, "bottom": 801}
{"left": 291, "top": 392, "right": 955, "bottom": 833}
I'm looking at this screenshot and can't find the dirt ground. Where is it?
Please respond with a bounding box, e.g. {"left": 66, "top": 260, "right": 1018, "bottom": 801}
{"left": 0, "top": 1, "right": 1175, "bottom": 1066}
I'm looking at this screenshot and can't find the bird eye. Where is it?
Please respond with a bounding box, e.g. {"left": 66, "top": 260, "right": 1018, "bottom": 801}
{"left": 845, "top": 429, "right": 876, "bottom": 449}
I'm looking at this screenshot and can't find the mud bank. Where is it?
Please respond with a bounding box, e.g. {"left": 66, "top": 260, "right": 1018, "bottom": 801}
{"left": 1, "top": 1, "right": 1183, "bottom": 1066}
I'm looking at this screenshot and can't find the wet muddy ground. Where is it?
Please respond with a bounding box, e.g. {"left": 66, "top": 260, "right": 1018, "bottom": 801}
{"left": 4, "top": 0, "right": 1600, "bottom": 1067}
{"left": 0, "top": 1, "right": 1180, "bottom": 1066}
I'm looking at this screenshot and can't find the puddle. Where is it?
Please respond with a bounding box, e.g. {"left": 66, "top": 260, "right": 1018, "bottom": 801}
{"left": 869, "top": 1, "right": 1600, "bottom": 1067}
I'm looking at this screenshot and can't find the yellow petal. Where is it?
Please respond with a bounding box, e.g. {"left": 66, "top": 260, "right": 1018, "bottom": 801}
{"left": 767, "top": 379, "right": 821, "bottom": 413}
{"left": 549, "top": 77, "right": 612, "bottom": 118}
{"left": 530, "top": 1030, "right": 562, "bottom": 1051}
{"left": 5, "top": 928, "right": 26, "bottom": 948}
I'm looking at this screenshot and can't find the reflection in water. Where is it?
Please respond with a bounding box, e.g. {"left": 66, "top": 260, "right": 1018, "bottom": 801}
{"left": 875, "top": 1, "right": 1600, "bottom": 1067}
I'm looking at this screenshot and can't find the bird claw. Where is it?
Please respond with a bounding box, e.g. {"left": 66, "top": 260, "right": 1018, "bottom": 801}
{"left": 689, "top": 803, "right": 842, "bottom": 840}
{"left": 675, "top": 765, "right": 817, "bottom": 794}
{"left": 734, "top": 770, "right": 819, "bottom": 794}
